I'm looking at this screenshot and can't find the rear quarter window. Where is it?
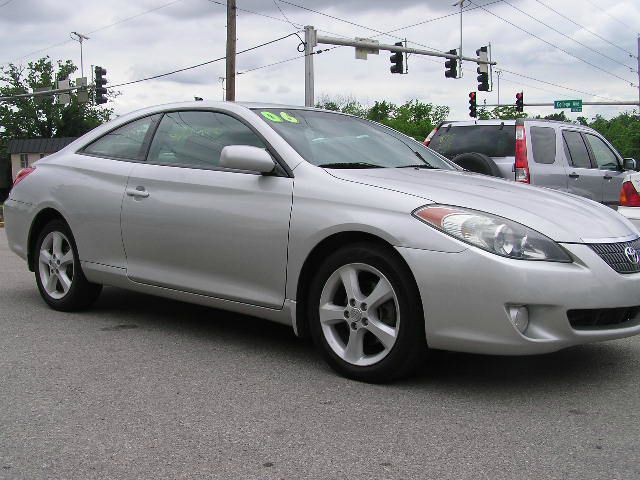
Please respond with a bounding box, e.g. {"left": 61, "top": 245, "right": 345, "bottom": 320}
{"left": 428, "top": 125, "right": 516, "bottom": 159}
{"left": 530, "top": 126, "right": 556, "bottom": 164}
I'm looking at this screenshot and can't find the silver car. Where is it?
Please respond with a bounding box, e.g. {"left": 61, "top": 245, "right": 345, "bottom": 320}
{"left": 5, "top": 102, "right": 640, "bottom": 383}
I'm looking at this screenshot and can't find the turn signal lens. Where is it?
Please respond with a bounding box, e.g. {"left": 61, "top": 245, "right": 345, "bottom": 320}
{"left": 12, "top": 167, "right": 35, "bottom": 189}
{"left": 620, "top": 181, "right": 640, "bottom": 207}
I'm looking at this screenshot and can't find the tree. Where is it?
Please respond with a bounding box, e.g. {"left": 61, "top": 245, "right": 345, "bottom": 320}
{"left": 0, "top": 57, "right": 113, "bottom": 198}
{"left": 316, "top": 96, "right": 449, "bottom": 141}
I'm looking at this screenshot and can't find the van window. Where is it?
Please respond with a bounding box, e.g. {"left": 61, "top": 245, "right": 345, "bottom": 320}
{"left": 530, "top": 127, "right": 556, "bottom": 164}
{"left": 584, "top": 134, "right": 619, "bottom": 171}
{"left": 428, "top": 125, "right": 516, "bottom": 159}
{"left": 563, "top": 131, "right": 592, "bottom": 169}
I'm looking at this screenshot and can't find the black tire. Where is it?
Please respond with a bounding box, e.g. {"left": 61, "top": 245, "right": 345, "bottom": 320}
{"left": 33, "top": 220, "right": 102, "bottom": 311}
{"left": 308, "top": 243, "right": 427, "bottom": 383}
{"left": 451, "top": 152, "right": 502, "bottom": 177}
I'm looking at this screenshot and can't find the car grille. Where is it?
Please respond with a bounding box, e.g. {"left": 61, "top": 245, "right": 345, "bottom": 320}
{"left": 568, "top": 307, "right": 640, "bottom": 330}
{"left": 588, "top": 238, "right": 640, "bottom": 274}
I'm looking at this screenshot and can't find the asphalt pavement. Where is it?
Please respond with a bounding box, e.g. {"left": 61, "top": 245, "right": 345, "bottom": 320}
{"left": 1, "top": 229, "right": 639, "bottom": 480}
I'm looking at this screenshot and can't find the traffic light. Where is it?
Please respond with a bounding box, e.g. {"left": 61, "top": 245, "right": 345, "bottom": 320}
{"left": 469, "top": 91, "right": 477, "bottom": 118}
{"left": 476, "top": 46, "right": 489, "bottom": 92}
{"left": 94, "top": 66, "right": 107, "bottom": 105}
{"left": 444, "top": 49, "right": 458, "bottom": 79}
{"left": 390, "top": 42, "right": 404, "bottom": 74}
{"left": 515, "top": 91, "right": 524, "bottom": 112}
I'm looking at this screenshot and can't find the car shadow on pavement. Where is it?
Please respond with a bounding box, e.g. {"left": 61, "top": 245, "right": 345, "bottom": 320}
{"left": 93, "top": 287, "right": 635, "bottom": 392}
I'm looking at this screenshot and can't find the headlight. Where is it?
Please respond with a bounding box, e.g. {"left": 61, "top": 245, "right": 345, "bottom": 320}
{"left": 413, "top": 205, "right": 571, "bottom": 262}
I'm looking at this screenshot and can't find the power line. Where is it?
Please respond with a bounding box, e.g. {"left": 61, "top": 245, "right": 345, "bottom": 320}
{"left": 110, "top": 32, "right": 300, "bottom": 88}
{"left": 0, "top": 0, "right": 15, "bottom": 7}
{"left": 584, "top": 0, "right": 637, "bottom": 33}
{"left": 238, "top": 46, "right": 338, "bottom": 75}
{"left": 499, "top": 68, "right": 620, "bottom": 101}
{"left": 532, "top": 0, "right": 637, "bottom": 59}
{"left": 467, "top": 0, "right": 636, "bottom": 87}
{"left": 501, "top": 0, "right": 637, "bottom": 72}
{"left": 203, "top": 0, "right": 350, "bottom": 40}
{"left": 1, "top": 0, "right": 184, "bottom": 66}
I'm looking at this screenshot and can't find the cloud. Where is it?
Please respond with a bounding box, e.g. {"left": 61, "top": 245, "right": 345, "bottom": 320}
{"left": 0, "top": 0, "right": 637, "bottom": 120}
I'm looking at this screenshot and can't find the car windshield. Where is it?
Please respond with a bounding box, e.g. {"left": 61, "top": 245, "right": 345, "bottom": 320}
{"left": 253, "top": 108, "right": 456, "bottom": 170}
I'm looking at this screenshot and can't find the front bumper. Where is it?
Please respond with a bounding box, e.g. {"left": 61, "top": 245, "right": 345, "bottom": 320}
{"left": 617, "top": 206, "right": 640, "bottom": 231}
{"left": 397, "top": 243, "right": 640, "bottom": 355}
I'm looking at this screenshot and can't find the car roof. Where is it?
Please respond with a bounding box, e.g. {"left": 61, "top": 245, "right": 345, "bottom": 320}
{"left": 440, "top": 118, "right": 577, "bottom": 127}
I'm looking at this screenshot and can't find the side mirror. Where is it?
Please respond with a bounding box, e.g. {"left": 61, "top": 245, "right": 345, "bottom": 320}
{"left": 219, "top": 145, "right": 275, "bottom": 174}
{"left": 623, "top": 158, "right": 639, "bottom": 171}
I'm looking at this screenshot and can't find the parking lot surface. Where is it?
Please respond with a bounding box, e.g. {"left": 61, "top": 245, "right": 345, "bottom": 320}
{"left": 1, "top": 229, "right": 639, "bottom": 480}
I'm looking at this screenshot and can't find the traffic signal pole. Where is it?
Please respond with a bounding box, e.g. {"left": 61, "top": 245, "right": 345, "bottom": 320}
{"left": 482, "top": 101, "right": 640, "bottom": 107}
{"left": 303, "top": 26, "right": 496, "bottom": 106}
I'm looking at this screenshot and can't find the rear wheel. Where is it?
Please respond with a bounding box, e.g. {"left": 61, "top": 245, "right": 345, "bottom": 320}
{"left": 34, "top": 220, "right": 102, "bottom": 311}
{"left": 308, "top": 243, "right": 426, "bottom": 383}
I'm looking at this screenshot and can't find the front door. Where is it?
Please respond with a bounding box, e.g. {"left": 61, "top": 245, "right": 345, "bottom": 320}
{"left": 121, "top": 110, "right": 293, "bottom": 309}
{"left": 562, "top": 130, "right": 603, "bottom": 203}
{"left": 583, "top": 132, "right": 626, "bottom": 208}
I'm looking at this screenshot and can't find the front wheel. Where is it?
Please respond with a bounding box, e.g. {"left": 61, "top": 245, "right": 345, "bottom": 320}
{"left": 308, "top": 243, "right": 426, "bottom": 383}
{"left": 34, "top": 220, "right": 102, "bottom": 311}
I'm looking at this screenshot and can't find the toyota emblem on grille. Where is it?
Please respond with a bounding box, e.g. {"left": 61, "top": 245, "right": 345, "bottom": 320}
{"left": 624, "top": 246, "right": 640, "bottom": 265}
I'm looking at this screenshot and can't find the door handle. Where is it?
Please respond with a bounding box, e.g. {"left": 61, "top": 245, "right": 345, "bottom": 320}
{"left": 603, "top": 174, "right": 613, "bottom": 180}
{"left": 126, "top": 186, "right": 149, "bottom": 198}
{"left": 569, "top": 172, "right": 580, "bottom": 179}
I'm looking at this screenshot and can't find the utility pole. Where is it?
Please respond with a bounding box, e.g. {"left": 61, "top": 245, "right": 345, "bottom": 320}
{"left": 304, "top": 25, "right": 316, "bottom": 107}
{"left": 637, "top": 34, "right": 639, "bottom": 108}
{"left": 225, "top": 0, "right": 236, "bottom": 101}
{"left": 496, "top": 69, "right": 502, "bottom": 105}
{"left": 70, "top": 32, "right": 90, "bottom": 78}
{"left": 453, "top": 0, "right": 465, "bottom": 78}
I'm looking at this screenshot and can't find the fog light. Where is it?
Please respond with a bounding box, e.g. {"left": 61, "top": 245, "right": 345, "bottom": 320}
{"left": 508, "top": 305, "right": 529, "bottom": 334}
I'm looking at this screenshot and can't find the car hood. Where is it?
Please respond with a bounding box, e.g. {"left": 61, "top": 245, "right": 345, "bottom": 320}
{"left": 328, "top": 168, "right": 637, "bottom": 243}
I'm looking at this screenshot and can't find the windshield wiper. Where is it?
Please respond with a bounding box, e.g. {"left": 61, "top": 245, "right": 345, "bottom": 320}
{"left": 318, "top": 162, "right": 383, "bottom": 169}
{"left": 397, "top": 164, "right": 436, "bottom": 169}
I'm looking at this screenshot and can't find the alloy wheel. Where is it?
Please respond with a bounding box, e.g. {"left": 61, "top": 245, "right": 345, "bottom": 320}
{"left": 319, "top": 263, "right": 400, "bottom": 367}
{"left": 38, "top": 231, "right": 74, "bottom": 300}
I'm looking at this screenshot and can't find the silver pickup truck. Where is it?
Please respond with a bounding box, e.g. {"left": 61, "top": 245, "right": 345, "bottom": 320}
{"left": 426, "top": 118, "right": 638, "bottom": 207}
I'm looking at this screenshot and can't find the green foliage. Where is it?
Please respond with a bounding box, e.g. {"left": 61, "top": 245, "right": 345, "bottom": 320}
{"left": 0, "top": 57, "right": 113, "bottom": 140}
{"left": 316, "top": 95, "right": 449, "bottom": 141}
{"left": 476, "top": 105, "right": 527, "bottom": 120}
{"left": 581, "top": 112, "right": 640, "bottom": 160}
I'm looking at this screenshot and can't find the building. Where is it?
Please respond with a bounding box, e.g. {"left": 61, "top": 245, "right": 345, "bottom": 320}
{"left": 7, "top": 137, "right": 77, "bottom": 180}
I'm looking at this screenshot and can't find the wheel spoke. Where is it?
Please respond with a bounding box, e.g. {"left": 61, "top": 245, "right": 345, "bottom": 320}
{"left": 39, "top": 249, "right": 52, "bottom": 266}
{"left": 319, "top": 303, "right": 346, "bottom": 325}
{"left": 339, "top": 265, "right": 362, "bottom": 301}
{"left": 343, "top": 328, "right": 365, "bottom": 363}
{"left": 364, "top": 278, "right": 393, "bottom": 310}
{"left": 364, "top": 317, "right": 397, "bottom": 350}
{"left": 58, "top": 272, "right": 72, "bottom": 294}
{"left": 46, "top": 272, "right": 59, "bottom": 293}
{"left": 59, "top": 250, "right": 74, "bottom": 267}
{"left": 52, "top": 232, "right": 64, "bottom": 257}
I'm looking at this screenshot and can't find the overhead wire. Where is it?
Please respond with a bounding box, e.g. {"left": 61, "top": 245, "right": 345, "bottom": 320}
{"left": 584, "top": 0, "right": 637, "bottom": 33}
{"left": 467, "top": 0, "right": 636, "bottom": 87}
{"left": 109, "top": 32, "right": 300, "bottom": 88}
{"left": 501, "top": 0, "right": 637, "bottom": 72}
{"left": 1, "top": 0, "right": 184, "bottom": 65}
{"left": 532, "top": 0, "right": 637, "bottom": 59}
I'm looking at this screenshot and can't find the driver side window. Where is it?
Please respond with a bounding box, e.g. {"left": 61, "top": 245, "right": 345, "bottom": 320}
{"left": 147, "top": 111, "right": 266, "bottom": 169}
{"left": 584, "top": 134, "right": 620, "bottom": 171}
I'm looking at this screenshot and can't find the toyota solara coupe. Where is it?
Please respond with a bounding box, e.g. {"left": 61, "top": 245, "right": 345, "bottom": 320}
{"left": 5, "top": 102, "right": 640, "bottom": 382}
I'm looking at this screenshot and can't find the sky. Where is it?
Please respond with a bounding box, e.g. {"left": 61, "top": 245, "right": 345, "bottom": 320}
{"left": 0, "top": 0, "right": 638, "bottom": 120}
